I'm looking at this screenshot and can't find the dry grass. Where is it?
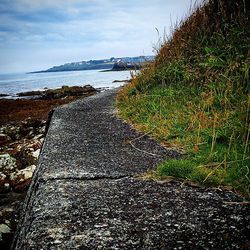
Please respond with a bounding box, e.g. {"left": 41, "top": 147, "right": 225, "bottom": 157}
{"left": 117, "top": 0, "right": 250, "bottom": 196}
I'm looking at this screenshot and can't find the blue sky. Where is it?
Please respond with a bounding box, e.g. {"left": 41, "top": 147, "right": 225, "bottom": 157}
{"left": 0, "top": 0, "right": 201, "bottom": 73}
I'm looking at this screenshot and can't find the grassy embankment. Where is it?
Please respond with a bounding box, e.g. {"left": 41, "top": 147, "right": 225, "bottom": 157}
{"left": 117, "top": 0, "right": 250, "bottom": 196}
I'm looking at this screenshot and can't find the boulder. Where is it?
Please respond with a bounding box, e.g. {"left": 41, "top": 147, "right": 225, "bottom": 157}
{"left": 16, "top": 85, "right": 97, "bottom": 100}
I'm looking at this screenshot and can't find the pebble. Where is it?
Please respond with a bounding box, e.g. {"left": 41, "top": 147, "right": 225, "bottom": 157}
{"left": 0, "top": 154, "right": 17, "bottom": 172}
{"left": 4, "top": 183, "right": 10, "bottom": 191}
{"left": 0, "top": 172, "right": 7, "bottom": 181}
{"left": 0, "top": 223, "right": 11, "bottom": 241}
{"left": 0, "top": 120, "right": 46, "bottom": 246}
{"left": 10, "top": 165, "right": 36, "bottom": 182}
{"left": 53, "top": 239, "right": 62, "bottom": 244}
{"left": 0, "top": 133, "right": 11, "bottom": 146}
{"left": 32, "top": 149, "right": 40, "bottom": 159}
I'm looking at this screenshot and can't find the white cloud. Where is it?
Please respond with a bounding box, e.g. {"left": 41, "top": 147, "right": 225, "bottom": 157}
{"left": 0, "top": 0, "right": 204, "bottom": 73}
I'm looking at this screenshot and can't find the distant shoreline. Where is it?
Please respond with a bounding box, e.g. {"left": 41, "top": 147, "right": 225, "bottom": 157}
{"left": 28, "top": 55, "right": 154, "bottom": 74}
{"left": 0, "top": 70, "right": 132, "bottom": 98}
{"left": 28, "top": 67, "right": 112, "bottom": 74}
{"left": 29, "top": 66, "right": 139, "bottom": 74}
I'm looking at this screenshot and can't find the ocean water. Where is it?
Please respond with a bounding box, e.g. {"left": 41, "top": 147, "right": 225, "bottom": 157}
{"left": 0, "top": 70, "right": 134, "bottom": 97}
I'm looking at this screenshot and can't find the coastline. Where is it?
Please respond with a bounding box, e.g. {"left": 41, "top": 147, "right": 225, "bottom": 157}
{"left": 0, "top": 85, "right": 98, "bottom": 249}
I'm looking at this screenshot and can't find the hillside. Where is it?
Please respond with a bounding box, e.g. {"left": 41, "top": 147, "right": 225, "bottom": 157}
{"left": 117, "top": 0, "right": 250, "bottom": 195}
{"left": 31, "top": 56, "right": 154, "bottom": 73}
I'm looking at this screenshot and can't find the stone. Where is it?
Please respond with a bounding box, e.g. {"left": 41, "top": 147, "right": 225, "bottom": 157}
{"left": 39, "top": 126, "right": 45, "bottom": 134}
{"left": 10, "top": 165, "right": 36, "bottom": 183}
{"left": 0, "top": 133, "right": 11, "bottom": 146}
{"left": 4, "top": 126, "right": 20, "bottom": 140}
{"left": 0, "top": 172, "right": 7, "bottom": 182}
{"left": 0, "top": 223, "right": 11, "bottom": 241}
{"left": 3, "top": 183, "right": 10, "bottom": 191}
{"left": 0, "top": 154, "right": 17, "bottom": 172}
{"left": 33, "top": 134, "right": 44, "bottom": 140}
{"left": 14, "top": 148, "right": 35, "bottom": 168}
{"left": 17, "top": 85, "right": 97, "bottom": 99}
{"left": 32, "top": 149, "right": 40, "bottom": 159}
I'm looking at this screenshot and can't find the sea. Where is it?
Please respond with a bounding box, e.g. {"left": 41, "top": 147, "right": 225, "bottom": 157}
{"left": 0, "top": 69, "right": 134, "bottom": 97}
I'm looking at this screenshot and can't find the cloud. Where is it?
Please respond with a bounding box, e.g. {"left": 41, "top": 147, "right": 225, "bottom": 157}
{"left": 0, "top": 0, "right": 202, "bottom": 73}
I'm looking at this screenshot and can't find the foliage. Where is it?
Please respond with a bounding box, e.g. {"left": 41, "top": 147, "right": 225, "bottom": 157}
{"left": 117, "top": 0, "right": 250, "bottom": 195}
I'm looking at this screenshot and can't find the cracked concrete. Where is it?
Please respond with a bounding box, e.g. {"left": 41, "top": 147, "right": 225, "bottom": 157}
{"left": 12, "top": 89, "right": 249, "bottom": 249}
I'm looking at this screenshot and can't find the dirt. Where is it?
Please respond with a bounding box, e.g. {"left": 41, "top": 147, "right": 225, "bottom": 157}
{"left": 0, "top": 96, "right": 84, "bottom": 126}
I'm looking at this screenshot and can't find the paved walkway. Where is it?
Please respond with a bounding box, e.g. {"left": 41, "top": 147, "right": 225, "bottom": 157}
{"left": 13, "top": 89, "right": 249, "bottom": 249}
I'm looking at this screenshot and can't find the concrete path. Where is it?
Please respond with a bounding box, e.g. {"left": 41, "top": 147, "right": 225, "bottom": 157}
{"left": 13, "top": 89, "right": 249, "bottom": 249}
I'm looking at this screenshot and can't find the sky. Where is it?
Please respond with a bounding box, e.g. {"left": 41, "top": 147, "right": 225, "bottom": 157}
{"left": 0, "top": 0, "right": 202, "bottom": 73}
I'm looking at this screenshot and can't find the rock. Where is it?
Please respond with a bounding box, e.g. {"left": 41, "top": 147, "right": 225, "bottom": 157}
{"left": 32, "top": 149, "right": 40, "bottom": 159}
{"left": 41, "top": 85, "right": 97, "bottom": 99}
{"left": 112, "top": 79, "right": 130, "bottom": 83}
{"left": 27, "top": 130, "right": 34, "bottom": 139}
{"left": 33, "top": 134, "right": 44, "bottom": 140}
{"left": 0, "top": 133, "right": 12, "bottom": 146}
{"left": 3, "top": 126, "right": 20, "bottom": 141}
{"left": 112, "top": 62, "right": 142, "bottom": 71}
{"left": 10, "top": 165, "right": 36, "bottom": 184}
{"left": 4, "top": 220, "right": 10, "bottom": 226}
{"left": 16, "top": 85, "right": 97, "bottom": 100}
{"left": 25, "top": 118, "right": 43, "bottom": 129}
{"left": 38, "top": 126, "right": 45, "bottom": 134}
{"left": 10, "top": 164, "right": 36, "bottom": 191}
{"left": 19, "top": 118, "right": 44, "bottom": 138}
{"left": 41, "top": 120, "right": 47, "bottom": 126}
{"left": 3, "top": 183, "right": 10, "bottom": 192}
{"left": 0, "top": 154, "right": 17, "bottom": 173}
{"left": 0, "top": 224, "right": 11, "bottom": 241}
{"left": 0, "top": 172, "right": 7, "bottom": 182}
{"left": 16, "top": 90, "right": 43, "bottom": 97}
{"left": 0, "top": 182, "right": 11, "bottom": 193}
{"left": 14, "top": 148, "right": 35, "bottom": 168}
{"left": 19, "top": 125, "right": 32, "bottom": 138}
{"left": 12, "top": 128, "right": 21, "bottom": 140}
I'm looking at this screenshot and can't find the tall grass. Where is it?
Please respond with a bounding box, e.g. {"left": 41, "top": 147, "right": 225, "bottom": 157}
{"left": 117, "top": 0, "right": 250, "bottom": 196}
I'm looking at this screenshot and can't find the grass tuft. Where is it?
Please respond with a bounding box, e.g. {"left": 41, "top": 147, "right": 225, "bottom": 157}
{"left": 117, "top": 0, "right": 250, "bottom": 196}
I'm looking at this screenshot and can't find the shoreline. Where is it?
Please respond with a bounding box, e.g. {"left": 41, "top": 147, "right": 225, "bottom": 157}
{"left": 0, "top": 84, "right": 99, "bottom": 100}
{"left": 0, "top": 85, "right": 98, "bottom": 249}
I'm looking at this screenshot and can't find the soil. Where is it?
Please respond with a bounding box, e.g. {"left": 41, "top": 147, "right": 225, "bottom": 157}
{"left": 0, "top": 85, "right": 98, "bottom": 126}
{"left": 0, "top": 96, "right": 83, "bottom": 125}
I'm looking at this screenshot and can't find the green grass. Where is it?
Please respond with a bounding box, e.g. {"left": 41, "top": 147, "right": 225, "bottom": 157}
{"left": 117, "top": 0, "right": 250, "bottom": 196}
{"left": 118, "top": 83, "right": 250, "bottom": 195}
{"left": 156, "top": 145, "right": 250, "bottom": 190}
